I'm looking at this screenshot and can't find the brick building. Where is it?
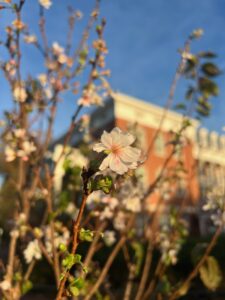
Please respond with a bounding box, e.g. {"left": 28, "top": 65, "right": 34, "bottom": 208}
{"left": 89, "top": 92, "right": 225, "bottom": 234}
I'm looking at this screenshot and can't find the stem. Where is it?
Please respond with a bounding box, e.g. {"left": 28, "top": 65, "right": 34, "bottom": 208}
{"left": 143, "top": 260, "right": 165, "bottom": 300}
{"left": 169, "top": 225, "right": 222, "bottom": 300}
{"left": 84, "top": 216, "right": 134, "bottom": 300}
{"left": 83, "top": 222, "right": 107, "bottom": 272}
{"left": 135, "top": 242, "right": 153, "bottom": 300}
{"left": 55, "top": 193, "right": 88, "bottom": 300}
{"left": 123, "top": 264, "right": 136, "bottom": 300}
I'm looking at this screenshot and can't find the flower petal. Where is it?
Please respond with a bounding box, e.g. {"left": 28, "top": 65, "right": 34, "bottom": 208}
{"left": 101, "top": 131, "right": 112, "bottom": 148}
{"left": 109, "top": 154, "right": 128, "bottom": 175}
{"left": 99, "top": 155, "right": 111, "bottom": 171}
{"left": 119, "top": 146, "right": 141, "bottom": 163}
{"left": 93, "top": 143, "right": 106, "bottom": 153}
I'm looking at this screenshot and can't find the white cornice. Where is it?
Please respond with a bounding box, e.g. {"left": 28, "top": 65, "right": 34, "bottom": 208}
{"left": 111, "top": 92, "right": 200, "bottom": 140}
{"left": 193, "top": 145, "right": 225, "bottom": 166}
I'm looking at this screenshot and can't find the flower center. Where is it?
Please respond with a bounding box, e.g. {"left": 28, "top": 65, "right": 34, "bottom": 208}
{"left": 111, "top": 144, "right": 121, "bottom": 155}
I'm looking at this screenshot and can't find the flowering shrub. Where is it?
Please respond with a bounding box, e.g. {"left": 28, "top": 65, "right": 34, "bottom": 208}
{"left": 0, "top": 1, "right": 223, "bottom": 300}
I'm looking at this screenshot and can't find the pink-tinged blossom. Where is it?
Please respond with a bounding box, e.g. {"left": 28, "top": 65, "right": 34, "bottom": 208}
{"left": 93, "top": 127, "right": 141, "bottom": 175}
{"left": 77, "top": 89, "right": 102, "bottom": 107}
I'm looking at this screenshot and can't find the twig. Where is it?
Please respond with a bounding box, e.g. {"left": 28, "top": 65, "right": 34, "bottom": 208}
{"left": 84, "top": 216, "right": 135, "bottom": 300}
{"left": 169, "top": 225, "right": 222, "bottom": 300}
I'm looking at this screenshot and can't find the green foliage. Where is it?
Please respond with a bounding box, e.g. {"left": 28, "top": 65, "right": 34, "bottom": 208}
{"left": 199, "top": 256, "right": 222, "bottom": 291}
{"left": 69, "top": 277, "right": 85, "bottom": 296}
{"left": 88, "top": 175, "right": 113, "bottom": 194}
{"left": 198, "top": 77, "right": 219, "bottom": 96}
{"left": 131, "top": 241, "right": 144, "bottom": 276}
{"left": 198, "top": 51, "right": 217, "bottom": 58}
{"left": 79, "top": 228, "right": 94, "bottom": 242}
{"left": 22, "top": 280, "right": 33, "bottom": 295}
{"left": 182, "top": 46, "right": 220, "bottom": 118}
{"left": 59, "top": 243, "right": 67, "bottom": 252}
{"left": 157, "top": 275, "right": 171, "bottom": 295}
{"left": 201, "top": 62, "right": 221, "bottom": 77}
{"left": 62, "top": 253, "right": 82, "bottom": 270}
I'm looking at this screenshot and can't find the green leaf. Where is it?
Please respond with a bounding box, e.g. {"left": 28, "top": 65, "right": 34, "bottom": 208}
{"left": 79, "top": 228, "right": 94, "bottom": 242}
{"left": 174, "top": 103, "right": 187, "bottom": 111}
{"left": 74, "top": 254, "right": 82, "bottom": 264}
{"left": 73, "top": 277, "right": 85, "bottom": 289}
{"left": 62, "top": 254, "right": 75, "bottom": 269}
{"left": 157, "top": 275, "right": 171, "bottom": 295}
{"left": 176, "top": 282, "right": 190, "bottom": 297}
{"left": 22, "top": 280, "right": 33, "bottom": 295}
{"left": 201, "top": 63, "right": 221, "bottom": 77}
{"left": 184, "top": 56, "right": 198, "bottom": 74}
{"left": 62, "top": 253, "right": 82, "bottom": 270}
{"left": 90, "top": 175, "right": 113, "bottom": 194}
{"left": 197, "top": 98, "right": 211, "bottom": 111}
{"left": 69, "top": 277, "right": 85, "bottom": 296}
{"left": 196, "top": 106, "right": 210, "bottom": 117}
{"left": 59, "top": 243, "right": 67, "bottom": 252}
{"left": 199, "top": 256, "right": 222, "bottom": 291}
{"left": 198, "top": 77, "right": 219, "bottom": 96}
{"left": 198, "top": 51, "right": 217, "bottom": 58}
{"left": 69, "top": 286, "right": 80, "bottom": 296}
{"left": 131, "top": 242, "right": 144, "bottom": 276}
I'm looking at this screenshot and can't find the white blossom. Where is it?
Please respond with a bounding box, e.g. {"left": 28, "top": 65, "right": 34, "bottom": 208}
{"left": 45, "top": 226, "right": 70, "bottom": 253}
{"left": 0, "top": 279, "right": 11, "bottom": 291}
{"left": 24, "top": 239, "right": 42, "bottom": 264}
{"left": 114, "top": 212, "right": 126, "bottom": 231}
{"left": 17, "top": 141, "right": 36, "bottom": 160}
{"left": 13, "top": 85, "right": 27, "bottom": 102}
{"left": 39, "top": 0, "right": 52, "bottom": 9}
{"left": 93, "top": 127, "right": 141, "bottom": 175}
{"left": 38, "top": 73, "right": 48, "bottom": 86}
{"left": 123, "top": 196, "right": 141, "bottom": 213}
{"left": 100, "top": 207, "right": 113, "bottom": 220}
{"left": 24, "top": 35, "right": 37, "bottom": 44}
{"left": 13, "top": 128, "right": 26, "bottom": 138}
{"left": 52, "top": 42, "right": 64, "bottom": 56}
{"left": 52, "top": 144, "right": 88, "bottom": 193}
{"left": 78, "top": 89, "right": 103, "bottom": 107}
{"left": 101, "top": 196, "right": 119, "bottom": 210}
{"left": 103, "top": 230, "right": 116, "bottom": 246}
{"left": 5, "top": 146, "right": 16, "bottom": 162}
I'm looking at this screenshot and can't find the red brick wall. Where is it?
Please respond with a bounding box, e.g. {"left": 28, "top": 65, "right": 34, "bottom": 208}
{"left": 116, "top": 118, "right": 200, "bottom": 210}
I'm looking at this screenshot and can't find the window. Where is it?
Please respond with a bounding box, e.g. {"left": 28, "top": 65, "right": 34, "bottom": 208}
{"left": 154, "top": 133, "right": 165, "bottom": 156}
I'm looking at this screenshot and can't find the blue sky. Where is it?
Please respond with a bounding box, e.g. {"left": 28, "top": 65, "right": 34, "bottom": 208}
{"left": 0, "top": 0, "right": 225, "bottom": 137}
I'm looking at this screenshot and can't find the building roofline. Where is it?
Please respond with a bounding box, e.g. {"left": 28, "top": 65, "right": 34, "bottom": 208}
{"left": 110, "top": 91, "right": 200, "bottom": 128}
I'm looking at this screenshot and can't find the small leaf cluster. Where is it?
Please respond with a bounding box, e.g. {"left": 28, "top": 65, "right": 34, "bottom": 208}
{"left": 183, "top": 50, "right": 221, "bottom": 117}
{"left": 87, "top": 175, "right": 113, "bottom": 194}
{"left": 79, "top": 228, "right": 94, "bottom": 242}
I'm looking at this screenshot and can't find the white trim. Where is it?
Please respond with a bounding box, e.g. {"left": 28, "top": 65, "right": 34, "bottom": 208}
{"left": 111, "top": 92, "right": 200, "bottom": 140}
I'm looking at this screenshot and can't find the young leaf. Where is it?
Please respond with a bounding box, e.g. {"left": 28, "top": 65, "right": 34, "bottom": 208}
{"left": 198, "top": 51, "right": 217, "bottom": 58}
{"left": 201, "top": 63, "right": 221, "bottom": 77}
{"left": 79, "top": 228, "right": 94, "bottom": 242}
{"left": 198, "top": 77, "right": 219, "bottom": 96}
{"left": 199, "top": 256, "right": 222, "bottom": 291}
{"left": 69, "top": 286, "right": 80, "bottom": 296}
{"left": 22, "top": 280, "right": 33, "bottom": 295}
